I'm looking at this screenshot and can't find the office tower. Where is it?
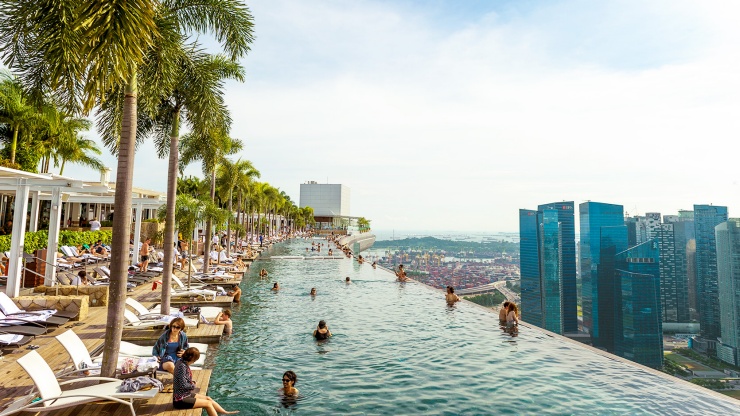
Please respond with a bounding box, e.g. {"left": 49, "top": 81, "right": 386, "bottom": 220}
{"left": 654, "top": 223, "right": 679, "bottom": 323}
{"left": 664, "top": 215, "right": 679, "bottom": 223}
{"left": 679, "top": 210, "right": 695, "bottom": 221}
{"left": 715, "top": 219, "right": 740, "bottom": 366}
{"left": 518, "top": 202, "right": 577, "bottom": 334}
{"left": 625, "top": 216, "right": 638, "bottom": 247}
{"left": 519, "top": 209, "right": 541, "bottom": 326}
{"left": 673, "top": 220, "right": 694, "bottom": 323}
{"left": 645, "top": 213, "right": 662, "bottom": 239}
{"left": 694, "top": 204, "right": 728, "bottom": 339}
{"left": 615, "top": 239, "right": 663, "bottom": 369}
{"left": 580, "top": 202, "right": 627, "bottom": 349}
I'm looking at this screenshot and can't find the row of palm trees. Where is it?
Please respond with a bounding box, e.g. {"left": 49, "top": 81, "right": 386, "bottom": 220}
{"left": 0, "top": 0, "right": 256, "bottom": 377}
{"left": 0, "top": 75, "right": 104, "bottom": 174}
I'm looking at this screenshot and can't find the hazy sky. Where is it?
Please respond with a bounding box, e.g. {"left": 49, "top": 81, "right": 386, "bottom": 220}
{"left": 63, "top": 0, "right": 740, "bottom": 232}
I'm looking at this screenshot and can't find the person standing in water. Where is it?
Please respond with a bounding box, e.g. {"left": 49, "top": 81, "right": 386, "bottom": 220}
{"left": 445, "top": 286, "right": 461, "bottom": 304}
{"left": 280, "top": 370, "right": 299, "bottom": 396}
{"left": 499, "top": 301, "right": 511, "bottom": 324}
{"left": 396, "top": 264, "right": 408, "bottom": 282}
{"left": 313, "top": 320, "right": 332, "bottom": 340}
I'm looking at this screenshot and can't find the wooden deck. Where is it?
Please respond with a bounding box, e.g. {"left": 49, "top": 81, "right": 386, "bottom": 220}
{"left": 0, "top": 266, "right": 235, "bottom": 416}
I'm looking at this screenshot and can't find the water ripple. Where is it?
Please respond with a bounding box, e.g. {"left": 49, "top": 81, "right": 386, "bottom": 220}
{"left": 209, "top": 239, "right": 740, "bottom": 415}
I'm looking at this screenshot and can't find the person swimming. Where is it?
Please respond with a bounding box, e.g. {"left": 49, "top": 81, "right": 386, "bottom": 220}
{"left": 445, "top": 286, "right": 461, "bottom": 304}
{"left": 280, "top": 370, "right": 299, "bottom": 396}
{"left": 260, "top": 268, "right": 268, "bottom": 278}
{"left": 313, "top": 320, "right": 332, "bottom": 340}
{"left": 345, "top": 276, "right": 351, "bottom": 284}
{"left": 310, "top": 287, "right": 317, "bottom": 296}
{"left": 396, "top": 264, "right": 408, "bottom": 282}
{"left": 272, "top": 282, "right": 280, "bottom": 291}
{"left": 499, "top": 301, "right": 511, "bottom": 323}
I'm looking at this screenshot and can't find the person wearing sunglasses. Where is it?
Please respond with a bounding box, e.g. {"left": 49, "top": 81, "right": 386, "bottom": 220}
{"left": 173, "top": 347, "right": 238, "bottom": 414}
{"left": 280, "top": 370, "right": 299, "bottom": 396}
{"left": 153, "top": 317, "right": 189, "bottom": 374}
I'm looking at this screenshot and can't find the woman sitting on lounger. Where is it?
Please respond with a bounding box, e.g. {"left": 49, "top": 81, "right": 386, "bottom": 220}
{"left": 173, "top": 347, "right": 238, "bottom": 414}
{"left": 153, "top": 317, "right": 189, "bottom": 374}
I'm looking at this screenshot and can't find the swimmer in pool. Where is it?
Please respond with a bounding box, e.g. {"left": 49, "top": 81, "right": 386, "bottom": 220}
{"left": 345, "top": 276, "right": 351, "bottom": 284}
{"left": 396, "top": 264, "right": 408, "bottom": 282}
{"left": 272, "top": 282, "right": 280, "bottom": 291}
{"left": 260, "top": 268, "right": 268, "bottom": 278}
{"left": 310, "top": 287, "right": 317, "bottom": 296}
{"left": 280, "top": 370, "right": 299, "bottom": 396}
{"left": 445, "top": 286, "right": 461, "bottom": 304}
{"left": 313, "top": 320, "right": 332, "bottom": 340}
{"left": 499, "top": 301, "right": 511, "bottom": 324}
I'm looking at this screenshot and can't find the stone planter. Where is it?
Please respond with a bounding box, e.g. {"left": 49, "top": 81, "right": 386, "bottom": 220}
{"left": 14, "top": 295, "right": 89, "bottom": 321}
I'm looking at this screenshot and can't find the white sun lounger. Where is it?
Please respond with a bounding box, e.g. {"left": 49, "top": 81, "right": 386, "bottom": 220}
{"left": 125, "top": 298, "right": 198, "bottom": 328}
{"left": 0, "top": 349, "right": 157, "bottom": 416}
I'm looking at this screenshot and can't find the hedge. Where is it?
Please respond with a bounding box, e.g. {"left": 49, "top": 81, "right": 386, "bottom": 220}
{"left": 0, "top": 230, "right": 113, "bottom": 253}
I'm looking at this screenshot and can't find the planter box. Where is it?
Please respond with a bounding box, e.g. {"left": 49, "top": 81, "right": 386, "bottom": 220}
{"left": 13, "top": 294, "right": 89, "bottom": 321}
{"left": 34, "top": 285, "right": 109, "bottom": 307}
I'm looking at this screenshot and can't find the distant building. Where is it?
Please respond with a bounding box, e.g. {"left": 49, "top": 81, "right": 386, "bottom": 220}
{"left": 579, "top": 201, "right": 627, "bottom": 350}
{"left": 615, "top": 239, "right": 664, "bottom": 369}
{"left": 715, "top": 219, "right": 740, "bottom": 366}
{"left": 299, "top": 182, "right": 351, "bottom": 229}
{"left": 694, "top": 204, "right": 728, "bottom": 340}
{"left": 673, "top": 219, "right": 695, "bottom": 323}
{"left": 518, "top": 202, "right": 577, "bottom": 335}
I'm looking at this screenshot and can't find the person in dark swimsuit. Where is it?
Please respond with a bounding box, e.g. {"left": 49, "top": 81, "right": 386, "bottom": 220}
{"left": 313, "top": 320, "right": 332, "bottom": 340}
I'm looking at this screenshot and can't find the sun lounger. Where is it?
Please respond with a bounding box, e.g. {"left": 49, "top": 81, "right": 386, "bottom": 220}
{"left": 0, "top": 307, "right": 68, "bottom": 328}
{"left": 119, "top": 340, "right": 208, "bottom": 367}
{"left": 0, "top": 332, "right": 34, "bottom": 347}
{"left": 0, "top": 349, "right": 157, "bottom": 416}
{"left": 125, "top": 298, "right": 198, "bottom": 328}
{"left": 149, "top": 303, "right": 224, "bottom": 320}
{"left": 123, "top": 310, "right": 174, "bottom": 330}
{"left": 0, "top": 292, "right": 77, "bottom": 320}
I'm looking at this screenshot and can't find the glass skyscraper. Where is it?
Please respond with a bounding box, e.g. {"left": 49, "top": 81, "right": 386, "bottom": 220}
{"left": 518, "top": 202, "right": 576, "bottom": 334}
{"left": 579, "top": 202, "right": 626, "bottom": 349}
{"left": 694, "top": 204, "right": 728, "bottom": 340}
{"left": 520, "top": 209, "right": 542, "bottom": 326}
{"left": 715, "top": 219, "right": 740, "bottom": 366}
{"left": 615, "top": 239, "right": 663, "bottom": 369}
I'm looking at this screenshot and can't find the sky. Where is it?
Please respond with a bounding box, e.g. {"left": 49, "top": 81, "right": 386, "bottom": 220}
{"left": 61, "top": 0, "right": 740, "bottom": 232}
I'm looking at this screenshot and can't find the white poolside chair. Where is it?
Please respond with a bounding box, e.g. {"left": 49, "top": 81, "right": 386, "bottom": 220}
{"left": 0, "top": 292, "right": 77, "bottom": 320}
{"left": 119, "top": 340, "right": 208, "bottom": 368}
{"left": 149, "top": 303, "right": 225, "bottom": 320}
{"left": 123, "top": 310, "right": 171, "bottom": 330}
{"left": 125, "top": 298, "right": 198, "bottom": 328}
{"left": 170, "top": 276, "right": 218, "bottom": 300}
{"left": 0, "top": 350, "right": 157, "bottom": 416}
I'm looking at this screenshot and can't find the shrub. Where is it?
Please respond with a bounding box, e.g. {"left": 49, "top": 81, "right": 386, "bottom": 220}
{"left": 0, "top": 230, "right": 113, "bottom": 253}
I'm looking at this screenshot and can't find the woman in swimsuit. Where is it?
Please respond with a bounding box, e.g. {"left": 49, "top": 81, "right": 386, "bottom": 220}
{"left": 396, "top": 264, "right": 408, "bottom": 282}
{"left": 445, "top": 286, "right": 461, "bottom": 304}
{"left": 313, "top": 320, "right": 332, "bottom": 340}
{"left": 280, "top": 370, "right": 299, "bottom": 396}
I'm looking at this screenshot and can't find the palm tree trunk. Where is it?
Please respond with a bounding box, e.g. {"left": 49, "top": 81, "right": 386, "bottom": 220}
{"left": 9, "top": 125, "right": 19, "bottom": 165}
{"left": 59, "top": 159, "right": 66, "bottom": 175}
{"left": 226, "top": 191, "right": 232, "bottom": 258}
{"left": 202, "top": 169, "right": 216, "bottom": 274}
{"left": 160, "top": 109, "right": 180, "bottom": 315}
{"left": 101, "top": 73, "right": 137, "bottom": 378}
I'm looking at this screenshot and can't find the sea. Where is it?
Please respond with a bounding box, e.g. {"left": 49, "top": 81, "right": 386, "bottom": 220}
{"left": 372, "top": 229, "right": 518, "bottom": 243}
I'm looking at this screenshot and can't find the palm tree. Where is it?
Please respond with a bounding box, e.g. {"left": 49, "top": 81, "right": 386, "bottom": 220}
{"left": 102, "top": 44, "right": 244, "bottom": 314}
{"left": 180, "top": 131, "right": 242, "bottom": 270}
{"left": 0, "top": 77, "right": 39, "bottom": 165}
{"left": 0, "top": 0, "right": 254, "bottom": 377}
{"left": 217, "top": 157, "right": 259, "bottom": 258}
{"left": 159, "top": 194, "right": 203, "bottom": 288}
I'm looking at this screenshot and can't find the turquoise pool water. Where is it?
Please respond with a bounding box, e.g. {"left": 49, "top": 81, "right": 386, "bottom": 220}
{"left": 209, "top": 239, "right": 739, "bottom": 414}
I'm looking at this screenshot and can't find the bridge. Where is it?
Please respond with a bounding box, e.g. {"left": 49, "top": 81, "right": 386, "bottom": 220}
{"left": 457, "top": 280, "right": 520, "bottom": 303}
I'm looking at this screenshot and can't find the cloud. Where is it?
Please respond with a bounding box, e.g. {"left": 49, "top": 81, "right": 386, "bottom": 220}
{"left": 63, "top": 0, "right": 740, "bottom": 232}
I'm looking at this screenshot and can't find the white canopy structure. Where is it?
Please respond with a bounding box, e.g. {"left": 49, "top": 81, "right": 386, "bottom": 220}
{"left": 0, "top": 167, "right": 165, "bottom": 297}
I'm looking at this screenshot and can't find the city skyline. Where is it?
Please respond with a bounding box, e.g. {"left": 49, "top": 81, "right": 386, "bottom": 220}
{"left": 53, "top": 0, "right": 740, "bottom": 232}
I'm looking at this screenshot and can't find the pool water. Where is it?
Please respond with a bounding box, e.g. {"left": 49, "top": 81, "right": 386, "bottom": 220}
{"left": 208, "top": 239, "right": 739, "bottom": 415}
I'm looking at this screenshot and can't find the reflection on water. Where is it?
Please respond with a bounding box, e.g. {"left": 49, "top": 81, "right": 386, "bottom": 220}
{"left": 209, "top": 239, "right": 740, "bottom": 415}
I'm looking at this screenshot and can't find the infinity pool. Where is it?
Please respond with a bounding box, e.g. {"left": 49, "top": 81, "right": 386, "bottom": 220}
{"left": 209, "top": 239, "right": 739, "bottom": 414}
